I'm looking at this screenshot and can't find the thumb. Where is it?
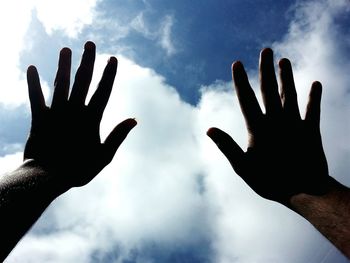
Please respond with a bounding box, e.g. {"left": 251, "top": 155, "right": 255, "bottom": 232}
{"left": 207, "top": 127, "right": 245, "bottom": 174}
{"left": 103, "top": 118, "right": 137, "bottom": 163}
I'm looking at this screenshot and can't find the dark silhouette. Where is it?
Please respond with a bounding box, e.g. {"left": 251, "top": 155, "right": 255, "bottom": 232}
{"left": 207, "top": 48, "right": 350, "bottom": 258}
{"left": 0, "top": 41, "right": 136, "bottom": 261}
{"left": 1, "top": 42, "right": 349, "bottom": 261}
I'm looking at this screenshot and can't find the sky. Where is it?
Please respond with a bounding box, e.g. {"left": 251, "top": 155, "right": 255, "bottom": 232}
{"left": 0, "top": 0, "right": 350, "bottom": 262}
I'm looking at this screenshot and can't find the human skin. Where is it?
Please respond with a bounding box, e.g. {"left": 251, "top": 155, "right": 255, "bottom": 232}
{"left": 0, "top": 41, "right": 136, "bottom": 261}
{"left": 207, "top": 48, "right": 350, "bottom": 258}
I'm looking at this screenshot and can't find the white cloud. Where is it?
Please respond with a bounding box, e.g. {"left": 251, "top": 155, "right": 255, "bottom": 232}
{"left": 33, "top": 0, "right": 100, "bottom": 38}
{"left": 130, "top": 12, "right": 151, "bottom": 36}
{"left": 1, "top": 0, "right": 350, "bottom": 262}
{"left": 159, "top": 15, "right": 176, "bottom": 56}
{"left": 5, "top": 54, "right": 213, "bottom": 262}
{"left": 272, "top": 0, "right": 350, "bottom": 185}
{"left": 130, "top": 13, "right": 177, "bottom": 56}
{"left": 204, "top": 0, "right": 350, "bottom": 262}
{"left": 0, "top": 1, "right": 34, "bottom": 106}
{"left": 0, "top": 152, "right": 22, "bottom": 176}
{"left": 0, "top": 0, "right": 99, "bottom": 107}
{"left": 195, "top": 82, "right": 343, "bottom": 263}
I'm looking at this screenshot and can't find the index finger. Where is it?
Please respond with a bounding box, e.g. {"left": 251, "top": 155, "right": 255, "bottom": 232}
{"left": 27, "top": 65, "right": 46, "bottom": 120}
{"left": 232, "top": 61, "right": 263, "bottom": 132}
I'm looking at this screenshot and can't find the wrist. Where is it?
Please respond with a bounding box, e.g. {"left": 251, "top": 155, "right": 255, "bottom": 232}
{"left": 20, "top": 159, "right": 71, "bottom": 197}
{"left": 289, "top": 177, "right": 350, "bottom": 257}
{"left": 289, "top": 176, "right": 350, "bottom": 215}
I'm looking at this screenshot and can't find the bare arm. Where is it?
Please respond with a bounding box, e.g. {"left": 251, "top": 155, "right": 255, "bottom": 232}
{"left": 0, "top": 41, "right": 136, "bottom": 260}
{"left": 290, "top": 180, "right": 350, "bottom": 257}
{"left": 207, "top": 48, "right": 350, "bottom": 257}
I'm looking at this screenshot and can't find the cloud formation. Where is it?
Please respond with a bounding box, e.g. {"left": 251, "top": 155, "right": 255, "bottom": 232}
{"left": 0, "top": 0, "right": 101, "bottom": 157}
{"left": 34, "top": 0, "right": 99, "bottom": 38}
{"left": 1, "top": 0, "right": 350, "bottom": 262}
{"left": 5, "top": 54, "right": 214, "bottom": 263}
{"left": 0, "top": 0, "right": 99, "bottom": 107}
{"left": 130, "top": 12, "right": 176, "bottom": 56}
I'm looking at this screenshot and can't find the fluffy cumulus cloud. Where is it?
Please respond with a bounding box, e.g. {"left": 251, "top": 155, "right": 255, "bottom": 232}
{"left": 0, "top": 1, "right": 35, "bottom": 106}
{"left": 87, "top": 2, "right": 177, "bottom": 57}
{"left": 0, "top": 0, "right": 100, "bottom": 155}
{"left": 5, "top": 54, "right": 214, "bottom": 263}
{"left": 0, "top": 0, "right": 99, "bottom": 106}
{"left": 200, "top": 0, "right": 350, "bottom": 262}
{"left": 34, "top": 0, "right": 100, "bottom": 38}
{"left": 273, "top": 0, "right": 350, "bottom": 184}
{"left": 1, "top": 0, "right": 350, "bottom": 262}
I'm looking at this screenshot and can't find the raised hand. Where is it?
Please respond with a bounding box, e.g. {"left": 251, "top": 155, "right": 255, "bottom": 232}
{"left": 207, "top": 48, "right": 332, "bottom": 206}
{"left": 0, "top": 41, "right": 136, "bottom": 261}
{"left": 24, "top": 41, "right": 136, "bottom": 190}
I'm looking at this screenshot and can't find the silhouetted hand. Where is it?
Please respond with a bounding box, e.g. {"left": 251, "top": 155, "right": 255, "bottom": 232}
{"left": 24, "top": 41, "right": 137, "bottom": 191}
{"left": 207, "top": 48, "right": 332, "bottom": 206}
{"left": 0, "top": 42, "right": 137, "bottom": 260}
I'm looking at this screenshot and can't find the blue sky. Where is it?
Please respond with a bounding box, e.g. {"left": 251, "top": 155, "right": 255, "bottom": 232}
{"left": 88, "top": 0, "right": 295, "bottom": 103}
{"left": 20, "top": 0, "right": 296, "bottom": 103}
{"left": 1, "top": 0, "right": 350, "bottom": 262}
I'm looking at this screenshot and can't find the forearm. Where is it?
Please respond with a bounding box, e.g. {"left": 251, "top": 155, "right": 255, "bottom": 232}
{"left": 290, "top": 177, "right": 350, "bottom": 258}
{"left": 0, "top": 160, "right": 67, "bottom": 261}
